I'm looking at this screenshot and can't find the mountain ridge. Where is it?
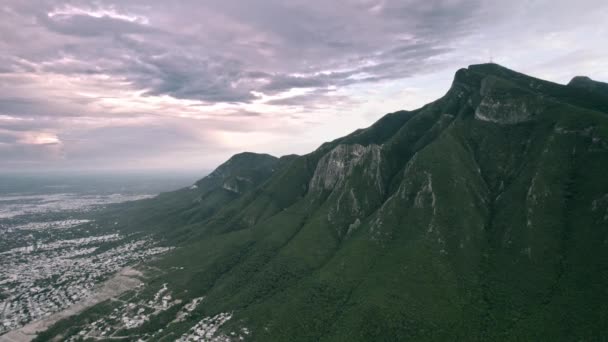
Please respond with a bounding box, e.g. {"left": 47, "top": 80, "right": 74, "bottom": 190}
{"left": 37, "top": 63, "right": 608, "bottom": 341}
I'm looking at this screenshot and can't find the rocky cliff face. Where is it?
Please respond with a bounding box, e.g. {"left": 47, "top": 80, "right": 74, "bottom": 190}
{"left": 474, "top": 76, "right": 545, "bottom": 124}
{"left": 309, "top": 144, "right": 383, "bottom": 193}
{"left": 308, "top": 143, "right": 385, "bottom": 238}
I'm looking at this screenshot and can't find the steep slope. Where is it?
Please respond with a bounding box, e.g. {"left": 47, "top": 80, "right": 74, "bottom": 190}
{"left": 39, "top": 64, "right": 608, "bottom": 341}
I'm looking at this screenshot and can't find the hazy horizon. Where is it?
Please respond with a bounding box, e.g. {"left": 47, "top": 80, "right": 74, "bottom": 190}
{"left": 0, "top": 170, "right": 204, "bottom": 195}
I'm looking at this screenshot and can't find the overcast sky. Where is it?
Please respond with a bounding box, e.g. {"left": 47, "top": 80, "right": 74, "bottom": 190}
{"left": 1, "top": 0, "right": 607, "bottom": 172}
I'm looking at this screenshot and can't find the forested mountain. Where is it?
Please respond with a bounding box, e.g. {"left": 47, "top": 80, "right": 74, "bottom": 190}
{"left": 39, "top": 64, "right": 608, "bottom": 341}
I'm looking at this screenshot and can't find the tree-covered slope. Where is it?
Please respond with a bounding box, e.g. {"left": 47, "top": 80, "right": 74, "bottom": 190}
{"left": 40, "top": 64, "right": 608, "bottom": 341}
{"left": 96, "top": 152, "right": 295, "bottom": 240}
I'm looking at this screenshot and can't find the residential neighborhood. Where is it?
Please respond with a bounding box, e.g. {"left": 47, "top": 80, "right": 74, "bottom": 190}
{"left": 0, "top": 232, "right": 172, "bottom": 334}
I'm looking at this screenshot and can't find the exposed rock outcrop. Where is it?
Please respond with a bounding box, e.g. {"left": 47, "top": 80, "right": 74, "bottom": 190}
{"left": 309, "top": 144, "right": 383, "bottom": 193}
{"left": 474, "top": 76, "right": 544, "bottom": 124}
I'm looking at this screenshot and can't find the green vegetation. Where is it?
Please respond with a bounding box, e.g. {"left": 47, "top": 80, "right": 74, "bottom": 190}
{"left": 41, "top": 64, "right": 608, "bottom": 341}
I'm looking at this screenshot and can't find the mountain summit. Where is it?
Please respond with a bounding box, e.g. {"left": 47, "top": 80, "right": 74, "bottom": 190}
{"left": 39, "top": 64, "right": 608, "bottom": 341}
{"left": 568, "top": 75, "right": 608, "bottom": 96}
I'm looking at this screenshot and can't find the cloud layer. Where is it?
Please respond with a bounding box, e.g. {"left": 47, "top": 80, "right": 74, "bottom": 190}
{"left": 1, "top": 0, "right": 607, "bottom": 171}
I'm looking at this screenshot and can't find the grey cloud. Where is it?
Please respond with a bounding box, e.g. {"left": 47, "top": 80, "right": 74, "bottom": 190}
{"left": 0, "top": 97, "right": 43, "bottom": 115}
{"left": 7, "top": 0, "right": 479, "bottom": 104}
{"left": 0, "top": 131, "right": 19, "bottom": 144}
{"left": 199, "top": 110, "right": 264, "bottom": 118}
{"left": 0, "top": 0, "right": 498, "bottom": 171}
{"left": 2, "top": 0, "right": 606, "bottom": 170}
{"left": 262, "top": 74, "right": 332, "bottom": 93}
{"left": 136, "top": 55, "right": 259, "bottom": 103}
{"left": 0, "top": 117, "right": 56, "bottom": 132}
{"left": 0, "top": 93, "right": 97, "bottom": 119}
{"left": 265, "top": 89, "right": 359, "bottom": 109}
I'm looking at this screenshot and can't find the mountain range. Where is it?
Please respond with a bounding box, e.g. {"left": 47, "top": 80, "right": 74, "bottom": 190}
{"left": 39, "top": 63, "right": 608, "bottom": 341}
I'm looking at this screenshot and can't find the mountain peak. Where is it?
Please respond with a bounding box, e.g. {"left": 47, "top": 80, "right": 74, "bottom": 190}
{"left": 227, "top": 151, "right": 277, "bottom": 162}
{"left": 453, "top": 62, "right": 535, "bottom": 86}
{"left": 195, "top": 151, "right": 278, "bottom": 191}
{"left": 569, "top": 75, "right": 593, "bottom": 84}
{"left": 568, "top": 75, "right": 608, "bottom": 96}
{"left": 452, "top": 63, "right": 517, "bottom": 88}
{"left": 467, "top": 62, "right": 511, "bottom": 73}
{"left": 208, "top": 152, "right": 277, "bottom": 176}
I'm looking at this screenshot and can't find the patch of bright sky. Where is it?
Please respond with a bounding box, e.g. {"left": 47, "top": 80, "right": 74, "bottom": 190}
{"left": 48, "top": 5, "right": 149, "bottom": 24}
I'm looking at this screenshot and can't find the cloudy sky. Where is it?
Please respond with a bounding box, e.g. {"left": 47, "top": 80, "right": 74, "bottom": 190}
{"left": 1, "top": 0, "right": 607, "bottom": 172}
